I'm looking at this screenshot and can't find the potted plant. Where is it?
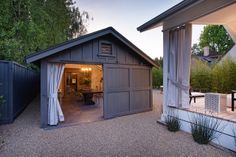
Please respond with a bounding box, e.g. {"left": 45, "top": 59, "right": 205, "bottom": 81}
{"left": 82, "top": 78, "right": 91, "bottom": 90}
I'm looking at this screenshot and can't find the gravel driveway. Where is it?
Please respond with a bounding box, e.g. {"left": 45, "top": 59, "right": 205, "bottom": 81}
{"left": 0, "top": 91, "right": 235, "bottom": 157}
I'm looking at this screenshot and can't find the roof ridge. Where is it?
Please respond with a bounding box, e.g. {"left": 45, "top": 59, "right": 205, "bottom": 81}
{"left": 26, "top": 27, "right": 114, "bottom": 59}
{"left": 26, "top": 27, "right": 158, "bottom": 68}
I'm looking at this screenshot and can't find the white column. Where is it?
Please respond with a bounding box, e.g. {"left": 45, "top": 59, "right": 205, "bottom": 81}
{"left": 162, "top": 24, "right": 192, "bottom": 113}
{"left": 161, "top": 30, "right": 170, "bottom": 121}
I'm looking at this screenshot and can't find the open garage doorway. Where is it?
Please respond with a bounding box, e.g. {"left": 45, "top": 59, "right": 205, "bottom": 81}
{"left": 59, "top": 64, "right": 103, "bottom": 125}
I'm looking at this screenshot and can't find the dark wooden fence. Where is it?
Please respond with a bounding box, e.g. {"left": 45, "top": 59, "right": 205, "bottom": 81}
{"left": 0, "top": 61, "right": 39, "bottom": 124}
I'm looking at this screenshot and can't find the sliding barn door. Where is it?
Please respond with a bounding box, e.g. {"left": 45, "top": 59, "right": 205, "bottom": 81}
{"left": 103, "top": 64, "right": 152, "bottom": 119}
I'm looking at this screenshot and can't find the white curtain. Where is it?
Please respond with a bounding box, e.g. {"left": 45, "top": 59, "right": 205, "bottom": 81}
{"left": 167, "top": 24, "right": 192, "bottom": 108}
{"left": 47, "top": 63, "right": 65, "bottom": 125}
{"left": 167, "top": 30, "right": 178, "bottom": 107}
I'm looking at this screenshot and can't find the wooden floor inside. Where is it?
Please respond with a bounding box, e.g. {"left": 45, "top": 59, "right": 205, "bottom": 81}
{"left": 188, "top": 97, "right": 236, "bottom": 122}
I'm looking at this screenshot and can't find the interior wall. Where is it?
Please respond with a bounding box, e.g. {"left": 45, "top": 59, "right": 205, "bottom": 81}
{"left": 59, "top": 64, "right": 103, "bottom": 98}
{"left": 91, "top": 66, "right": 103, "bottom": 90}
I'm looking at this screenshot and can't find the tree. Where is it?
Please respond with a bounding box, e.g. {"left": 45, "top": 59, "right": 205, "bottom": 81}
{"left": 199, "top": 25, "right": 234, "bottom": 55}
{"left": 154, "top": 57, "right": 163, "bottom": 67}
{"left": 0, "top": 0, "right": 90, "bottom": 66}
{"left": 152, "top": 57, "right": 163, "bottom": 88}
{"left": 152, "top": 67, "right": 163, "bottom": 88}
{"left": 192, "top": 43, "right": 203, "bottom": 56}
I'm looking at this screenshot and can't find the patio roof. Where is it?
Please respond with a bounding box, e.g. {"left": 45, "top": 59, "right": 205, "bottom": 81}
{"left": 137, "top": 0, "right": 236, "bottom": 32}
{"left": 192, "top": 3, "right": 236, "bottom": 42}
{"left": 137, "top": 0, "right": 198, "bottom": 32}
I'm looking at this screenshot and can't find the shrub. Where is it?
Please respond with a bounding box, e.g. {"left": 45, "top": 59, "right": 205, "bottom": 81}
{"left": 190, "top": 113, "right": 224, "bottom": 144}
{"left": 152, "top": 67, "right": 163, "bottom": 88}
{"left": 191, "top": 59, "right": 212, "bottom": 92}
{"left": 211, "top": 58, "right": 236, "bottom": 93}
{"left": 165, "top": 110, "right": 181, "bottom": 132}
{"left": 191, "top": 58, "right": 236, "bottom": 93}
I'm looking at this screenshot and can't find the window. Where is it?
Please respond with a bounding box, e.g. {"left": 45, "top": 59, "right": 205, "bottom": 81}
{"left": 101, "top": 42, "right": 112, "bottom": 55}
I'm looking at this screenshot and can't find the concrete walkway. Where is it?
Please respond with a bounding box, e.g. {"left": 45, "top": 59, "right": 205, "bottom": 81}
{"left": 0, "top": 90, "right": 235, "bottom": 157}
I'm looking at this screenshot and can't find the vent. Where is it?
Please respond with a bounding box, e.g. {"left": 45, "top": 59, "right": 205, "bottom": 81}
{"left": 101, "top": 43, "right": 112, "bottom": 55}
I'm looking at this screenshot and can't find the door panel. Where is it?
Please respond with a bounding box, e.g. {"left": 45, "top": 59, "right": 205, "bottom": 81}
{"left": 107, "top": 92, "right": 129, "bottom": 117}
{"left": 131, "top": 90, "right": 150, "bottom": 112}
{"left": 104, "top": 64, "right": 152, "bottom": 119}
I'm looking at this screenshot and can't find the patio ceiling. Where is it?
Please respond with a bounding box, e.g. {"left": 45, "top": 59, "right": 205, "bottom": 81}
{"left": 191, "top": 3, "right": 236, "bottom": 42}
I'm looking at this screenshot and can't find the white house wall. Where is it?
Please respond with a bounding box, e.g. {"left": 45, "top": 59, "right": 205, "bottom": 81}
{"left": 168, "top": 107, "right": 236, "bottom": 152}
{"left": 162, "top": 30, "right": 170, "bottom": 117}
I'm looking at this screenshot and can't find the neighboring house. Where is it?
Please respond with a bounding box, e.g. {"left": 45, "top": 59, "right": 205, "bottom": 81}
{"left": 138, "top": 0, "right": 236, "bottom": 152}
{"left": 191, "top": 54, "right": 222, "bottom": 65}
{"left": 26, "top": 27, "right": 158, "bottom": 128}
{"left": 193, "top": 52, "right": 222, "bottom": 64}
{"left": 192, "top": 44, "right": 236, "bottom": 66}
{"left": 199, "top": 54, "right": 222, "bottom": 64}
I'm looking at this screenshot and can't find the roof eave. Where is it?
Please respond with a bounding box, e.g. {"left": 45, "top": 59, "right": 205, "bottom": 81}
{"left": 137, "top": 0, "right": 199, "bottom": 32}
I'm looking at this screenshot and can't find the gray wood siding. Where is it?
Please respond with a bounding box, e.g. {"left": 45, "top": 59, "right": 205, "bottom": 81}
{"left": 0, "top": 61, "right": 12, "bottom": 123}
{"left": 40, "top": 61, "right": 48, "bottom": 127}
{"left": 104, "top": 64, "right": 152, "bottom": 119}
{"left": 0, "top": 61, "right": 39, "bottom": 124}
{"left": 39, "top": 35, "right": 153, "bottom": 127}
{"left": 45, "top": 36, "right": 150, "bottom": 66}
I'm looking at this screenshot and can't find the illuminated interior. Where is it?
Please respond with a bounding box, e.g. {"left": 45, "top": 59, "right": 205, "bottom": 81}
{"left": 59, "top": 64, "right": 104, "bottom": 124}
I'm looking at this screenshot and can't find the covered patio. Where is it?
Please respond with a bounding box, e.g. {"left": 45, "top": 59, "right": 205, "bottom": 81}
{"left": 138, "top": 0, "right": 236, "bottom": 152}
{"left": 188, "top": 95, "right": 236, "bottom": 123}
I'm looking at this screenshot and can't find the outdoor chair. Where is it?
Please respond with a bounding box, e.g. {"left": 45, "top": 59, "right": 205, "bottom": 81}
{"left": 189, "top": 88, "right": 205, "bottom": 104}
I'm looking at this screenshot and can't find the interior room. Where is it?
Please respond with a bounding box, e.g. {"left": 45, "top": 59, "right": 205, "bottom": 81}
{"left": 59, "top": 64, "right": 103, "bottom": 125}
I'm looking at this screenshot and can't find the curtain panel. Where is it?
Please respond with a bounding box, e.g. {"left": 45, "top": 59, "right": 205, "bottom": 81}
{"left": 167, "top": 24, "right": 192, "bottom": 108}
{"left": 47, "top": 63, "right": 65, "bottom": 125}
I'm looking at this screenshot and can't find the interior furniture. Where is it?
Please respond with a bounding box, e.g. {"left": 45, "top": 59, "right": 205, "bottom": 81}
{"left": 81, "top": 90, "right": 103, "bottom": 105}
{"left": 189, "top": 91, "right": 205, "bottom": 104}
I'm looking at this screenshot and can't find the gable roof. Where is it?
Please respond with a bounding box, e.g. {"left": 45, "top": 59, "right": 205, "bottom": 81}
{"left": 26, "top": 27, "right": 158, "bottom": 68}
{"left": 137, "top": 0, "right": 198, "bottom": 32}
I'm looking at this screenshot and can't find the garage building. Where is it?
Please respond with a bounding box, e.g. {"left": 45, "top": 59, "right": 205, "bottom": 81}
{"left": 26, "top": 27, "right": 158, "bottom": 127}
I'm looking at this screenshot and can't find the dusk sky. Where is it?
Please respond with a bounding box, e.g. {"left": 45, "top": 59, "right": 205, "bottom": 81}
{"left": 77, "top": 0, "right": 204, "bottom": 59}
